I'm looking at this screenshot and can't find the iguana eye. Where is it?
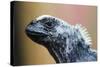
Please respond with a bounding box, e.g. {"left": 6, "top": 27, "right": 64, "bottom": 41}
{"left": 45, "top": 22, "right": 53, "bottom": 28}
{"left": 45, "top": 22, "right": 52, "bottom": 27}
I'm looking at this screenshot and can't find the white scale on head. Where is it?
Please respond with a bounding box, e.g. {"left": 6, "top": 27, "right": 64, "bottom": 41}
{"left": 36, "top": 15, "right": 70, "bottom": 26}
{"left": 36, "top": 15, "right": 71, "bottom": 34}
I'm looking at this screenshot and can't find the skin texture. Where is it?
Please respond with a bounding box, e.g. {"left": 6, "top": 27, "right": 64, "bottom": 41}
{"left": 25, "top": 15, "right": 97, "bottom": 63}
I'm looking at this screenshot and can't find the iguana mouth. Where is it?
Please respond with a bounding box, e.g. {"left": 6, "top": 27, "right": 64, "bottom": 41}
{"left": 26, "top": 30, "right": 47, "bottom": 37}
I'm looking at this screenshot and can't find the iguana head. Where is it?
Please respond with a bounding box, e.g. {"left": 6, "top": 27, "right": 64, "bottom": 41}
{"left": 25, "top": 15, "right": 71, "bottom": 47}
{"left": 25, "top": 15, "right": 94, "bottom": 63}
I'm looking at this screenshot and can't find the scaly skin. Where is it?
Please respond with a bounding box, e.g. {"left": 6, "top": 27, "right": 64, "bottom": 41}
{"left": 25, "top": 15, "right": 97, "bottom": 63}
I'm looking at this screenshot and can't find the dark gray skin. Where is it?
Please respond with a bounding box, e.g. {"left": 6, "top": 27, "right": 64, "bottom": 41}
{"left": 25, "top": 15, "right": 97, "bottom": 63}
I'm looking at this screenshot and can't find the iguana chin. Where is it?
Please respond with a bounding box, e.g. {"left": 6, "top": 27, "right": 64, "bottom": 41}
{"left": 25, "top": 15, "right": 97, "bottom": 63}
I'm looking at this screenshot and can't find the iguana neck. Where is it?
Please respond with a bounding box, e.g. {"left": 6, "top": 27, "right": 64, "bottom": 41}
{"left": 46, "top": 43, "right": 68, "bottom": 63}
{"left": 46, "top": 43, "right": 90, "bottom": 63}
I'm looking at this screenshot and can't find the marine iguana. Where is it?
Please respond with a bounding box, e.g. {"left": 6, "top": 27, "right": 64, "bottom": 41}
{"left": 25, "top": 15, "right": 97, "bottom": 63}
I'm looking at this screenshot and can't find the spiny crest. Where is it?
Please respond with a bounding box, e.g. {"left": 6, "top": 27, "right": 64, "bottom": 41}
{"left": 75, "top": 24, "right": 92, "bottom": 45}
